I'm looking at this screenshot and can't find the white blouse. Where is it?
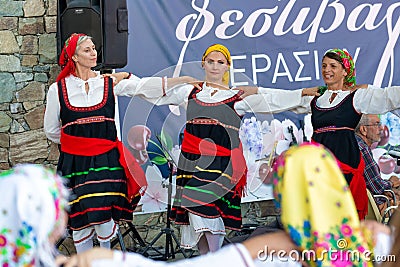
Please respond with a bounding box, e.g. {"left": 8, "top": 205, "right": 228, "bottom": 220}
{"left": 43, "top": 73, "right": 163, "bottom": 143}
{"left": 312, "top": 85, "right": 400, "bottom": 113}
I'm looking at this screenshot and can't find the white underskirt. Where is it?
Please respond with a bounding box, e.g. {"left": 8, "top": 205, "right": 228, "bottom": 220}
{"left": 179, "top": 212, "right": 226, "bottom": 249}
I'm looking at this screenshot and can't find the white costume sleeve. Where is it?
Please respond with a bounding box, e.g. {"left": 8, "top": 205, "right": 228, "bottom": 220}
{"left": 354, "top": 85, "right": 400, "bottom": 114}
{"left": 91, "top": 244, "right": 255, "bottom": 267}
{"left": 43, "top": 82, "right": 61, "bottom": 143}
{"left": 144, "top": 83, "right": 194, "bottom": 106}
{"left": 114, "top": 75, "right": 164, "bottom": 98}
{"left": 234, "top": 88, "right": 312, "bottom": 116}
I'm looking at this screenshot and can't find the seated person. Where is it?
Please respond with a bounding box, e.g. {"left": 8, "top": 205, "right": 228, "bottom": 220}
{"left": 0, "top": 164, "right": 69, "bottom": 267}
{"left": 355, "top": 114, "right": 400, "bottom": 212}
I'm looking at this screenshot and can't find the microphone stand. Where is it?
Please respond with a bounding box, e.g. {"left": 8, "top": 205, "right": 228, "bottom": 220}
{"left": 288, "top": 126, "right": 298, "bottom": 146}
{"left": 140, "top": 136, "right": 188, "bottom": 260}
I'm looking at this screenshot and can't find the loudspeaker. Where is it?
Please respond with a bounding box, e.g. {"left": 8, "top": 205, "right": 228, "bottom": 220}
{"left": 57, "top": 0, "right": 128, "bottom": 70}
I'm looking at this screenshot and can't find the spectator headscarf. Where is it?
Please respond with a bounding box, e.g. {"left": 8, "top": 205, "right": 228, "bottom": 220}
{"left": 0, "top": 164, "right": 68, "bottom": 267}
{"left": 273, "top": 144, "right": 373, "bottom": 267}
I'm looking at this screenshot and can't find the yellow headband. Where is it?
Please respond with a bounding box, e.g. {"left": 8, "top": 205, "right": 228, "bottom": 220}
{"left": 202, "top": 44, "right": 231, "bottom": 85}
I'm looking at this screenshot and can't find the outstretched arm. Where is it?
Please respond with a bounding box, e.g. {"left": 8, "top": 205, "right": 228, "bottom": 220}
{"left": 237, "top": 86, "right": 320, "bottom": 99}
{"left": 111, "top": 72, "right": 197, "bottom": 100}
{"left": 301, "top": 87, "right": 320, "bottom": 97}
{"left": 63, "top": 231, "right": 300, "bottom": 267}
{"left": 234, "top": 87, "right": 316, "bottom": 115}
{"left": 243, "top": 230, "right": 300, "bottom": 260}
{"left": 109, "top": 72, "right": 197, "bottom": 89}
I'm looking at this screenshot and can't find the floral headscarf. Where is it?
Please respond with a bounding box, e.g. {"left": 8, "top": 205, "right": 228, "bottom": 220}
{"left": 273, "top": 144, "right": 373, "bottom": 267}
{"left": 325, "top": 48, "right": 356, "bottom": 87}
{"left": 56, "top": 33, "right": 87, "bottom": 82}
{"left": 0, "top": 164, "right": 68, "bottom": 267}
{"left": 202, "top": 44, "right": 231, "bottom": 85}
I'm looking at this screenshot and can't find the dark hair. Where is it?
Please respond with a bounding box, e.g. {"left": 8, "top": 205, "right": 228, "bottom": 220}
{"left": 323, "top": 51, "right": 345, "bottom": 68}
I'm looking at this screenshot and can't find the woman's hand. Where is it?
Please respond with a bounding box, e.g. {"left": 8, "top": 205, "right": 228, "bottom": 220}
{"left": 353, "top": 84, "right": 368, "bottom": 89}
{"left": 236, "top": 86, "right": 258, "bottom": 98}
{"left": 302, "top": 87, "right": 321, "bottom": 97}
{"left": 63, "top": 247, "right": 114, "bottom": 267}
{"left": 168, "top": 76, "right": 201, "bottom": 90}
{"left": 103, "top": 72, "right": 129, "bottom": 85}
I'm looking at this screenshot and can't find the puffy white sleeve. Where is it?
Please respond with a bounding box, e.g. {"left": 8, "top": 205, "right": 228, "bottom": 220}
{"left": 354, "top": 85, "right": 400, "bottom": 114}
{"left": 114, "top": 74, "right": 164, "bottom": 98}
{"left": 113, "top": 74, "right": 194, "bottom": 106}
{"left": 234, "top": 87, "right": 312, "bottom": 116}
{"left": 92, "top": 244, "right": 255, "bottom": 267}
{"left": 144, "top": 83, "right": 194, "bottom": 106}
{"left": 43, "top": 83, "right": 61, "bottom": 144}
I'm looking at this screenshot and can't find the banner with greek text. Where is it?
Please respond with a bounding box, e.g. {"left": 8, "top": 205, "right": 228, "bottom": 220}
{"left": 119, "top": 0, "right": 400, "bottom": 212}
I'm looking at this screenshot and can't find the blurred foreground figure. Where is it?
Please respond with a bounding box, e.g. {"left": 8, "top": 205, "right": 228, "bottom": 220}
{"left": 0, "top": 164, "right": 68, "bottom": 267}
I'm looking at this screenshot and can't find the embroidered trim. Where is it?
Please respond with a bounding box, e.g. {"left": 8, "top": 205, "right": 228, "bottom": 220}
{"left": 186, "top": 118, "right": 239, "bottom": 131}
{"left": 73, "top": 229, "right": 96, "bottom": 244}
{"left": 312, "top": 89, "right": 355, "bottom": 111}
{"left": 97, "top": 222, "right": 117, "bottom": 240}
{"left": 62, "top": 116, "right": 115, "bottom": 129}
{"left": 70, "top": 207, "right": 113, "bottom": 218}
{"left": 70, "top": 219, "right": 115, "bottom": 231}
{"left": 313, "top": 126, "right": 354, "bottom": 133}
{"left": 61, "top": 77, "right": 110, "bottom": 112}
{"left": 192, "top": 87, "right": 244, "bottom": 106}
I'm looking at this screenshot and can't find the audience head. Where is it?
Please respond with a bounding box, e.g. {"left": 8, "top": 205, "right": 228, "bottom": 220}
{"left": 0, "top": 164, "right": 68, "bottom": 267}
{"left": 355, "top": 114, "right": 383, "bottom": 146}
{"left": 323, "top": 48, "right": 356, "bottom": 87}
{"left": 57, "top": 33, "right": 94, "bottom": 82}
{"left": 201, "top": 44, "right": 231, "bottom": 85}
{"left": 273, "top": 144, "right": 373, "bottom": 266}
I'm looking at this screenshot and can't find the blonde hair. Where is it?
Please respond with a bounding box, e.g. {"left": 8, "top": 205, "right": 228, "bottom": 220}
{"left": 74, "top": 35, "right": 93, "bottom": 55}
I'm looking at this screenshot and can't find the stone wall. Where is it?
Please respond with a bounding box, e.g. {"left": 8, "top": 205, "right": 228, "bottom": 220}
{"left": 0, "top": 0, "right": 60, "bottom": 169}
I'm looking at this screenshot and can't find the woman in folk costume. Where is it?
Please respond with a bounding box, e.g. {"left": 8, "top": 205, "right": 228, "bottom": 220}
{"left": 299, "top": 48, "right": 400, "bottom": 220}
{"left": 43, "top": 33, "right": 194, "bottom": 253}
{"left": 139, "top": 43, "right": 319, "bottom": 254}
{"left": 249, "top": 48, "right": 400, "bottom": 220}
{"left": 0, "top": 164, "right": 69, "bottom": 267}
{"left": 259, "top": 144, "right": 392, "bottom": 267}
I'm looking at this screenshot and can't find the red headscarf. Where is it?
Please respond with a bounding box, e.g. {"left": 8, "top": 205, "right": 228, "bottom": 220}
{"left": 56, "top": 33, "right": 87, "bottom": 82}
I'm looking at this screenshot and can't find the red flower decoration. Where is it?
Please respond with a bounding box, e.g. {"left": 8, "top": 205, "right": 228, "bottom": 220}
{"left": 0, "top": 235, "right": 6, "bottom": 247}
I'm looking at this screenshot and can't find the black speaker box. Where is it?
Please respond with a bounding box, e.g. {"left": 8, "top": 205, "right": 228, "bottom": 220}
{"left": 57, "top": 0, "right": 128, "bottom": 70}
